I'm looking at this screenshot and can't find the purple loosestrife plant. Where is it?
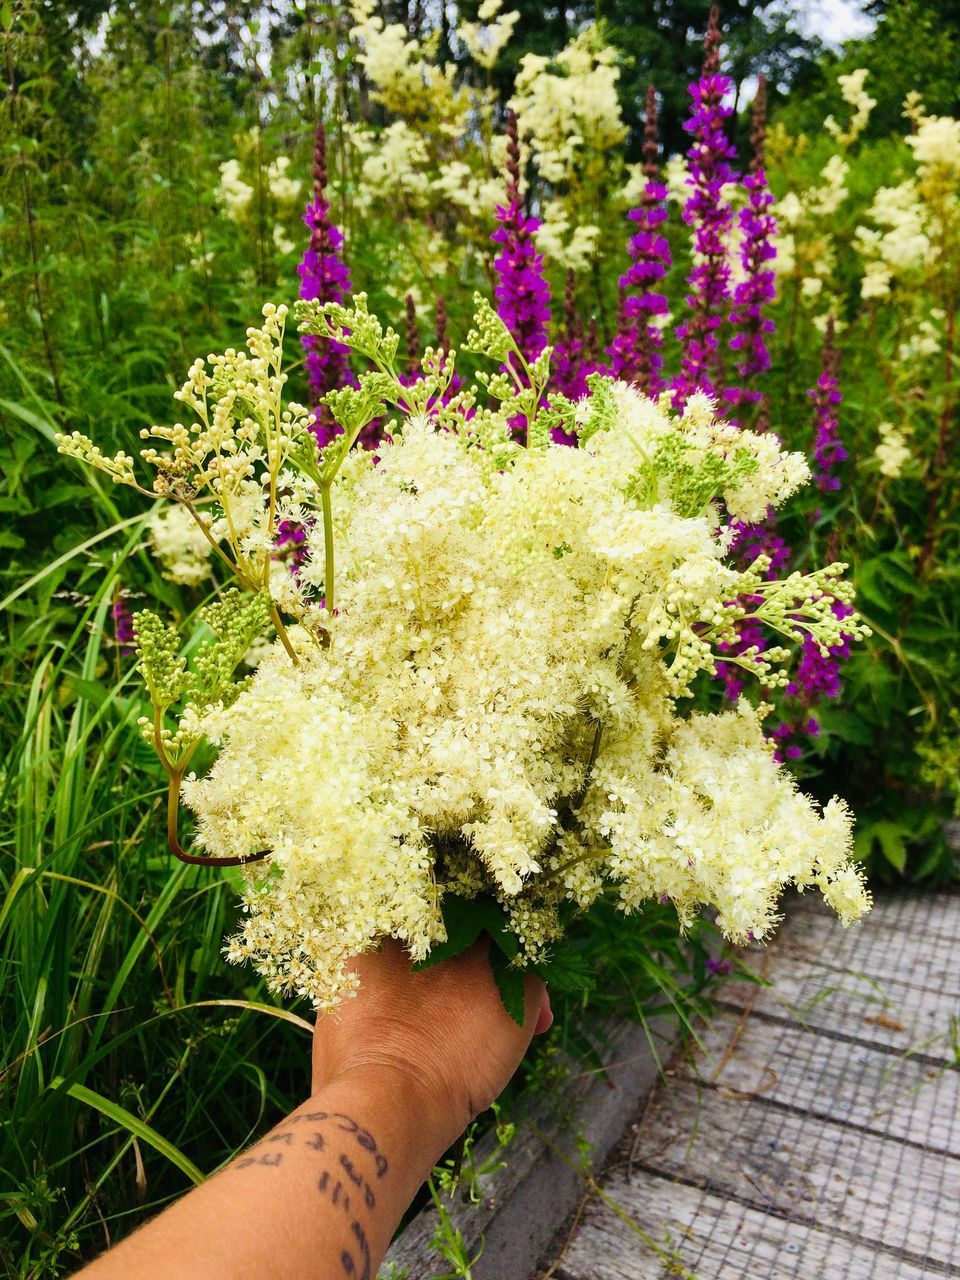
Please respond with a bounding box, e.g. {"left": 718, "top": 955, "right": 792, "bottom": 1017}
{"left": 614, "top": 85, "right": 671, "bottom": 394}
{"left": 765, "top": 326, "right": 852, "bottom": 759}
{"left": 492, "top": 111, "right": 551, "bottom": 379}
{"left": 298, "top": 121, "right": 354, "bottom": 446}
{"left": 673, "top": 7, "right": 738, "bottom": 406}
{"left": 111, "top": 590, "right": 135, "bottom": 653}
{"left": 552, "top": 269, "right": 592, "bottom": 406}
{"left": 810, "top": 316, "right": 847, "bottom": 491}
{"left": 606, "top": 286, "right": 638, "bottom": 384}
{"left": 725, "top": 76, "right": 777, "bottom": 422}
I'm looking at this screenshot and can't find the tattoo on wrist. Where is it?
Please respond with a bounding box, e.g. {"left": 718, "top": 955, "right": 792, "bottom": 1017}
{"left": 232, "top": 1111, "right": 385, "bottom": 1280}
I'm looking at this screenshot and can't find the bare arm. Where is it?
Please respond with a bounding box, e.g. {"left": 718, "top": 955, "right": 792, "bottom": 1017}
{"left": 76, "top": 940, "right": 551, "bottom": 1280}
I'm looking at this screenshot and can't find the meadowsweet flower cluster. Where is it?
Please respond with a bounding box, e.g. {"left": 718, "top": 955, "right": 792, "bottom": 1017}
{"left": 509, "top": 29, "right": 626, "bottom": 187}
{"left": 148, "top": 504, "right": 216, "bottom": 586}
{"left": 458, "top": 0, "right": 519, "bottom": 70}
{"left": 874, "top": 421, "right": 912, "bottom": 478}
{"left": 58, "top": 293, "right": 871, "bottom": 1007}
{"left": 825, "top": 69, "right": 876, "bottom": 147}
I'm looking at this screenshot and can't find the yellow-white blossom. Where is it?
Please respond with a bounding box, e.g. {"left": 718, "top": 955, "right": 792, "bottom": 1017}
{"left": 181, "top": 354, "right": 862, "bottom": 1006}
{"left": 266, "top": 156, "right": 302, "bottom": 203}
{"left": 216, "top": 158, "right": 254, "bottom": 217}
{"left": 825, "top": 69, "right": 876, "bottom": 146}
{"left": 272, "top": 225, "right": 296, "bottom": 256}
{"left": 907, "top": 112, "right": 960, "bottom": 176}
{"left": 458, "top": 0, "right": 519, "bottom": 69}
{"left": 66, "top": 299, "right": 871, "bottom": 1009}
{"left": 360, "top": 121, "right": 430, "bottom": 200}
{"left": 510, "top": 29, "right": 626, "bottom": 187}
{"left": 148, "top": 504, "right": 217, "bottom": 586}
{"left": 874, "top": 422, "right": 911, "bottom": 478}
{"left": 535, "top": 202, "right": 601, "bottom": 270}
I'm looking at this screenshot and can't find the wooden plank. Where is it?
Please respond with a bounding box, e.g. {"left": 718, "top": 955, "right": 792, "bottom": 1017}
{"left": 718, "top": 960, "right": 958, "bottom": 1058}
{"left": 787, "top": 888, "right": 960, "bottom": 936}
{"left": 769, "top": 906, "right": 960, "bottom": 997}
{"left": 685, "top": 1008, "right": 960, "bottom": 1156}
{"left": 382, "top": 1015, "right": 675, "bottom": 1280}
{"left": 628, "top": 1079, "right": 960, "bottom": 1269}
{"left": 557, "top": 1167, "right": 939, "bottom": 1280}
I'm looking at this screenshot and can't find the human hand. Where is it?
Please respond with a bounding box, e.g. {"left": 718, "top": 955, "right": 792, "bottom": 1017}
{"left": 311, "top": 938, "right": 552, "bottom": 1158}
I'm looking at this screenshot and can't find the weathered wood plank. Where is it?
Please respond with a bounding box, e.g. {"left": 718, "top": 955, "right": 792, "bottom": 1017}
{"left": 769, "top": 906, "right": 960, "bottom": 997}
{"left": 628, "top": 1079, "right": 960, "bottom": 1268}
{"left": 382, "top": 1016, "right": 675, "bottom": 1280}
{"left": 684, "top": 1008, "right": 960, "bottom": 1156}
{"left": 718, "top": 960, "right": 958, "bottom": 1058}
{"left": 787, "top": 888, "right": 960, "bottom": 935}
{"left": 556, "top": 1167, "right": 940, "bottom": 1280}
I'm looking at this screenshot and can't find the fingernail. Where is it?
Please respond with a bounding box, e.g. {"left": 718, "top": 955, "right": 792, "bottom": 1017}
{"left": 534, "top": 990, "right": 553, "bottom": 1035}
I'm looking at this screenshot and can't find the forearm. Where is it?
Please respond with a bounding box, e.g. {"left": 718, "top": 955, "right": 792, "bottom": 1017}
{"left": 77, "top": 1069, "right": 449, "bottom": 1280}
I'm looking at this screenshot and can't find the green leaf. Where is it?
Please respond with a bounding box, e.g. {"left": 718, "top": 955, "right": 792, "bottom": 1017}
{"left": 415, "top": 894, "right": 512, "bottom": 970}
{"left": 534, "top": 948, "right": 596, "bottom": 996}
{"left": 65, "top": 1083, "right": 204, "bottom": 1185}
{"left": 66, "top": 677, "right": 111, "bottom": 709}
{"left": 867, "top": 820, "right": 909, "bottom": 873}
{"left": 490, "top": 948, "right": 527, "bottom": 1027}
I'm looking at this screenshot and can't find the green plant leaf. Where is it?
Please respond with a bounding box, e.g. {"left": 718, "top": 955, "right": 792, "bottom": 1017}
{"left": 490, "top": 948, "right": 526, "bottom": 1027}
{"left": 64, "top": 1083, "right": 204, "bottom": 1185}
{"left": 415, "top": 894, "right": 515, "bottom": 970}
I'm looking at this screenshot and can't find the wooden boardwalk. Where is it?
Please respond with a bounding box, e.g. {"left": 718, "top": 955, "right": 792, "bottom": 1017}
{"left": 544, "top": 891, "right": 960, "bottom": 1279}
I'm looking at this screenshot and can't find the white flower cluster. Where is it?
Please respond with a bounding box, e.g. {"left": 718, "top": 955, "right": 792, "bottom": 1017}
{"left": 216, "top": 158, "right": 254, "bottom": 217}
{"left": 897, "top": 311, "right": 942, "bottom": 364}
{"left": 907, "top": 110, "right": 960, "bottom": 178}
{"left": 825, "top": 69, "right": 876, "bottom": 147}
{"left": 360, "top": 121, "right": 430, "bottom": 201}
{"left": 535, "top": 203, "right": 601, "bottom": 270}
{"left": 349, "top": 0, "right": 461, "bottom": 119}
{"left": 177, "top": 357, "right": 865, "bottom": 1005}
{"left": 510, "top": 30, "right": 627, "bottom": 186}
{"left": 266, "top": 157, "right": 302, "bottom": 204}
{"left": 147, "top": 505, "right": 217, "bottom": 586}
{"left": 854, "top": 102, "right": 960, "bottom": 304}
{"left": 458, "top": 0, "right": 520, "bottom": 70}
{"left": 855, "top": 181, "right": 930, "bottom": 299}
{"left": 874, "top": 422, "right": 912, "bottom": 478}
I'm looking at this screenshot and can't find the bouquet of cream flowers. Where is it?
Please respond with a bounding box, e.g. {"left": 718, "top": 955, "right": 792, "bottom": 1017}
{"left": 58, "top": 294, "right": 871, "bottom": 1016}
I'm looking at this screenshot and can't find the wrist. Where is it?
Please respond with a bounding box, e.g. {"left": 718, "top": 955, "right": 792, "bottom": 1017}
{"left": 309, "top": 1062, "right": 460, "bottom": 1179}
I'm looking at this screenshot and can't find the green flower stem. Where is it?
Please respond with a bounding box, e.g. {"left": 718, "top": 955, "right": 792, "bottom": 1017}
{"left": 321, "top": 482, "right": 335, "bottom": 623}
{"left": 165, "top": 771, "right": 270, "bottom": 868}
{"left": 549, "top": 844, "right": 609, "bottom": 881}
{"left": 270, "top": 604, "right": 299, "bottom": 665}
{"left": 181, "top": 500, "right": 242, "bottom": 580}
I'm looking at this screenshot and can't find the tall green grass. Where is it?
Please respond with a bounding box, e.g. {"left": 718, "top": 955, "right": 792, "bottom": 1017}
{"left": 0, "top": 423, "right": 316, "bottom": 1273}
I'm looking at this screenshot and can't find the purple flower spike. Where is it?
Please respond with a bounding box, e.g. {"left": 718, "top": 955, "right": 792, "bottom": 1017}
{"left": 673, "top": 7, "right": 738, "bottom": 407}
{"left": 725, "top": 77, "right": 777, "bottom": 420}
{"left": 492, "top": 111, "right": 551, "bottom": 378}
{"left": 614, "top": 85, "right": 670, "bottom": 394}
{"left": 809, "top": 316, "right": 847, "bottom": 491}
{"left": 112, "top": 591, "right": 135, "bottom": 653}
{"left": 298, "top": 121, "right": 354, "bottom": 447}
{"left": 552, "top": 269, "right": 592, "bottom": 410}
